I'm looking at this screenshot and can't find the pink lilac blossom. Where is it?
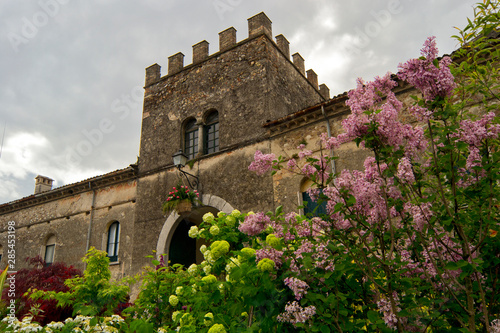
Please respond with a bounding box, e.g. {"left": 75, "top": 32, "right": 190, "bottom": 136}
{"left": 306, "top": 188, "right": 320, "bottom": 202}
{"left": 458, "top": 112, "right": 500, "bottom": 147}
{"left": 323, "top": 157, "right": 401, "bottom": 230}
{"left": 269, "top": 212, "right": 298, "bottom": 241}
{"left": 277, "top": 301, "right": 316, "bottom": 326}
{"left": 491, "top": 319, "right": 500, "bottom": 333}
{"left": 284, "top": 277, "right": 310, "bottom": 300}
{"left": 398, "top": 36, "right": 455, "bottom": 103}
{"left": 403, "top": 202, "right": 432, "bottom": 232}
{"left": 256, "top": 247, "right": 284, "bottom": 268}
{"left": 376, "top": 292, "right": 401, "bottom": 329}
{"left": 248, "top": 150, "right": 276, "bottom": 176}
{"left": 286, "top": 158, "right": 297, "bottom": 170}
{"left": 289, "top": 239, "right": 335, "bottom": 273}
{"left": 342, "top": 73, "right": 428, "bottom": 157}
{"left": 397, "top": 157, "right": 415, "bottom": 184}
{"left": 320, "top": 133, "right": 341, "bottom": 149}
{"left": 297, "top": 145, "right": 313, "bottom": 159}
{"left": 301, "top": 157, "right": 330, "bottom": 184}
{"left": 238, "top": 212, "right": 271, "bottom": 236}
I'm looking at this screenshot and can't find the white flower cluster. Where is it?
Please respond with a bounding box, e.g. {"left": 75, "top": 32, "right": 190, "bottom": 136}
{"left": 0, "top": 314, "right": 165, "bottom": 333}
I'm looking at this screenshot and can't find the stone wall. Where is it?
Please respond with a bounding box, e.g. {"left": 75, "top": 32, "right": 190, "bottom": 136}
{"left": 0, "top": 172, "right": 136, "bottom": 280}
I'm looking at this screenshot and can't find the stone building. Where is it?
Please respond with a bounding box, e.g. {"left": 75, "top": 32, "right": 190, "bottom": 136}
{"left": 0, "top": 12, "right": 417, "bottom": 283}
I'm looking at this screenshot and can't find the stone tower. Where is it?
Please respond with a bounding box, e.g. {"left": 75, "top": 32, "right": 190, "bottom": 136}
{"left": 138, "top": 12, "right": 327, "bottom": 174}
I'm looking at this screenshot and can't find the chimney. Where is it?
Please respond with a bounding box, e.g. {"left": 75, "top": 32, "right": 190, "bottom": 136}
{"left": 248, "top": 12, "right": 272, "bottom": 39}
{"left": 275, "top": 34, "right": 290, "bottom": 59}
{"left": 193, "top": 40, "right": 209, "bottom": 64}
{"left": 34, "top": 175, "right": 54, "bottom": 194}
{"left": 306, "top": 69, "right": 319, "bottom": 90}
{"left": 168, "top": 52, "right": 184, "bottom": 75}
{"left": 219, "top": 27, "right": 237, "bottom": 52}
{"left": 145, "top": 63, "right": 161, "bottom": 86}
{"left": 292, "top": 53, "right": 305, "bottom": 75}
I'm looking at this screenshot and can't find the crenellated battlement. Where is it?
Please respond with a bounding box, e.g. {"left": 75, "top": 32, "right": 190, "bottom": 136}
{"left": 144, "top": 12, "right": 330, "bottom": 99}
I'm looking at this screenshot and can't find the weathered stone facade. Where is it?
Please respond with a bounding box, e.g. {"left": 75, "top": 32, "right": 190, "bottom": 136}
{"left": 0, "top": 12, "right": 421, "bottom": 288}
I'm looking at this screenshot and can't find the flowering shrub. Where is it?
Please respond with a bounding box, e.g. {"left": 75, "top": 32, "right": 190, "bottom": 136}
{"left": 0, "top": 256, "right": 81, "bottom": 326}
{"left": 162, "top": 183, "right": 200, "bottom": 214}
{"left": 29, "top": 248, "right": 130, "bottom": 318}
{"left": 0, "top": 314, "right": 165, "bottom": 332}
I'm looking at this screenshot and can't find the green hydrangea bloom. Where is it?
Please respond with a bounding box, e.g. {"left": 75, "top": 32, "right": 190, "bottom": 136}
{"left": 208, "top": 323, "right": 226, "bottom": 333}
{"left": 203, "top": 212, "right": 215, "bottom": 223}
{"left": 202, "top": 274, "right": 217, "bottom": 284}
{"left": 217, "top": 211, "right": 226, "bottom": 218}
{"left": 210, "top": 240, "right": 230, "bottom": 260}
{"left": 266, "top": 234, "right": 281, "bottom": 248}
{"left": 187, "top": 263, "right": 198, "bottom": 275}
{"left": 204, "top": 312, "right": 214, "bottom": 327}
{"left": 238, "top": 247, "right": 256, "bottom": 263}
{"left": 209, "top": 225, "right": 220, "bottom": 235}
{"left": 257, "top": 258, "right": 275, "bottom": 272}
{"left": 225, "top": 257, "right": 240, "bottom": 273}
{"left": 169, "top": 295, "right": 179, "bottom": 306}
{"left": 264, "top": 225, "right": 274, "bottom": 234}
{"left": 188, "top": 225, "right": 199, "bottom": 238}
{"left": 230, "top": 209, "right": 241, "bottom": 217}
{"left": 175, "top": 286, "right": 183, "bottom": 295}
{"left": 225, "top": 215, "right": 236, "bottom": 227}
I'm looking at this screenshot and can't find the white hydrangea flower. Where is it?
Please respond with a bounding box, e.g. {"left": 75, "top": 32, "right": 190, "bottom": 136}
{"left": 209, "top": 225, "right": 220, "bottom": 235}
{"left": 203, "top": 212, "right": 215, "bottom": 223}
{"left": 188, "top": 225, "right": 199, "bottom": 238}
{"left": 187, "top": 263, "right": 198, "bottom": 275}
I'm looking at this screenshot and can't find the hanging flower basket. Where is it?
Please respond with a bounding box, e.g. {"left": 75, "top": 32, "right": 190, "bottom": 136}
{"left": 175, "top": 200, "right": 192, "bottom": 215}
{"left": 162, "top": 182, "right": 200, "bottom": 215}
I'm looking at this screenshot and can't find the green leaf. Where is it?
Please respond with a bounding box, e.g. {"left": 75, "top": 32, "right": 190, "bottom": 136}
{"left": 320, "top": 325, "right": 331, "bottom": 333}
{"left": 367, "top": 310, "right": 379, "bottom": 322}
{"left": 89, "top": 317, "right": 98, "bottom": 327}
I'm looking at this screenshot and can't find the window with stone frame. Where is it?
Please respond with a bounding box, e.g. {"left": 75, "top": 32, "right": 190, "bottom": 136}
{"left": 300, "top": 179, "right": 327, "bottom": 217}
{"left": 184, "top": 119, "right": 199, "bottom": 160}
{"left": 204, "top": 110, "right": 219, "bottom": 154}
{"left": 106, "top": 221, "right": 120, "bottom": 263}
{"left": 44, "top": 235, "right": 56, "bottom": 266}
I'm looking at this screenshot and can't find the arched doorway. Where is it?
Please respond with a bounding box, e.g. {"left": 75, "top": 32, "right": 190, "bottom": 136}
{"left": 156, "top": 194, "right": 234, "bottom": 267}
{"left": 168, "top": 219, "right": 196, "bottom": 267}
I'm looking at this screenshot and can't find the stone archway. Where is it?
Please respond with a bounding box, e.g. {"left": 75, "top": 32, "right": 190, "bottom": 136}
{"left": 155, "top": 194, "right": 234, "bottom": 264}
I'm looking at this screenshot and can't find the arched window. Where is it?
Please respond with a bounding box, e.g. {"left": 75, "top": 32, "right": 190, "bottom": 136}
{"left": 204, "top": 111, "right": 219, "bottom": 154}
{"left": 300, "top": 179, "right": 327, "bottom": 217}
{"left": 44, "top": 235, "right": 56, "bottom": 266}
{"left": 107, "top": 222, "right": 120, "bottom": 263}
{"left": 184, "top": 119, "right": 199, "bottom": 160}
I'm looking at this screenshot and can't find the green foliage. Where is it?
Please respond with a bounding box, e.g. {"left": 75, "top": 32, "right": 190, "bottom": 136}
{"left": 29, "top": 247, "right": 130, "bottom": 317}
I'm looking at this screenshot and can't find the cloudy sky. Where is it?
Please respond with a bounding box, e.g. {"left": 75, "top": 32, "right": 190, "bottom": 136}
{"left": 0, "top": 0, "right": 479, "bottom": 204}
